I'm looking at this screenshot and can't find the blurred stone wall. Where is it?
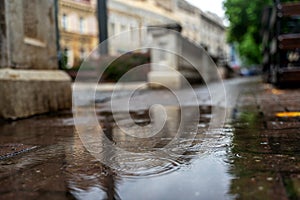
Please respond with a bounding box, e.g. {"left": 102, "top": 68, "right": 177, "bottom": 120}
{"left": 0, "top": 0, "right": 58, "bottom": 69}
{"left": 0, "top": 0, "right": 72, "bottom": 120}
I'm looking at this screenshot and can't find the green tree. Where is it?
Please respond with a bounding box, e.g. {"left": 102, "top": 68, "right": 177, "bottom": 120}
{"left": 223, "top": 0, "right": 272, "bottom": 65}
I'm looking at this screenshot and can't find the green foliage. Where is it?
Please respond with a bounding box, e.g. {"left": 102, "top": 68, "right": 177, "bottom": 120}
{"left": 223, "top": 0, "right": 272, "bottom": 64}
{"left": 101, "top": 52, "right": 150, "bottom": 82}
{"left": 59, "top": 52, "right": 69, "bottom": 70}
{"left": 238, "top": 32, "right": 261, "bottom": 65}
{"left": 62, "top": 52, "right": 150, "bottom": 82}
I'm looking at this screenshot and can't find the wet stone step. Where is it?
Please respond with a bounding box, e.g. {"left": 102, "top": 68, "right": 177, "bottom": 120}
{"left": 0, "top": 144, "right": 38, "bottom": 160}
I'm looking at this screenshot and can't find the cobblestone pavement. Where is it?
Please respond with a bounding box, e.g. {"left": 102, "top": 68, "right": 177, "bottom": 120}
{"left": 0, "top": 77, "right": 299, "bottom": 199}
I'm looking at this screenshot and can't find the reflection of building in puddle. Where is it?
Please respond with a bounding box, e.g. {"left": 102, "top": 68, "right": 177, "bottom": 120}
{"left": 109, "top": 106, "right": 182, "bottom": 151}
{"left": 66, "top": 133, "right": 121, "bottom": 200}
{"left": 96, "top": 106, "right": 201, "bottom": 175}
{"left": 69, "top": 105, "right": 228, "bottom": 199}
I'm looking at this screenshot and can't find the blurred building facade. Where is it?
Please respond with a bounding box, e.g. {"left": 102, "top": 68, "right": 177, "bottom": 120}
{"left": 107, "top": 0, "right": 176, "bottom": 54}
{"left": 199, "top": 11, "right": 227, "bottom": 60}
{"left": 110, "top": 0, "right": 229, "bottom": 60}
{"left": 58, "top": 0, "right": 229, "bottom": 67}
{"left": 58, "top": 0, "right": 98, "bottom": 68}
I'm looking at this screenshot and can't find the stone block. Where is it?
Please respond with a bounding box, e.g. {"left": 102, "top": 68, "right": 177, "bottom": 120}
{"left": 0, "top": 69, "right": 72, "bottom": 119}
{"left": 0, "top": 0, "right": 58, "bottom": 69}
{"left": 147, "top": 26, "right": 219, "bottom": 89}
{"left": 148, "top": 71, "right": 185, "bottom": 89}
{"left": 0, "top": 0, "right": 72, "bottom": 119}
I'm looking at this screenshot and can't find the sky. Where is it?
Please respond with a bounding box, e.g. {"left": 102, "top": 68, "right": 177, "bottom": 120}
{"left": 185, "top": 0, "right": 225, "bottom": 18}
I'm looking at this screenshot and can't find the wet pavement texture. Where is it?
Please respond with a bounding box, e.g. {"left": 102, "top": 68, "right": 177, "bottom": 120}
{"left": 0, "top": 77, "right": 299, "bottom": 199}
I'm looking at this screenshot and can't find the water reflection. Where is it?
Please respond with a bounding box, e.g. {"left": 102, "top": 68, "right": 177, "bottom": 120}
{"left": 68, "top": 106, "right": 198, "bottom": 199}
{"left": 0, "top": 105, "right": 233, "bottom": 199}
{"left": 77, "top": 105, "right": 215, "bottom": 175}
{"left": 68, "top": 105, "right": 234, "bottom": 199}
{"left": 0, "top": 114, "right": 74, "bottom": 199}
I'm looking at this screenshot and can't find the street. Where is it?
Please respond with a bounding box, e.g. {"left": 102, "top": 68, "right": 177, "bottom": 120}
{"left": 0, "top": 77, "right": 299, "bottom": 199}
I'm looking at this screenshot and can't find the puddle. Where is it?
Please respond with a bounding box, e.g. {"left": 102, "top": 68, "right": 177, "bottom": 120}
{"left": 0, "top": 104, "right": 235, "bottom": 199}
{"left": 67, "top": 105, "right": 234, "bottom": 199}
{"left": 1, "top": 100, "right": 298, "bottom": 199}
{"left": 67, "top": 105, "right": 232, "bottom": 199}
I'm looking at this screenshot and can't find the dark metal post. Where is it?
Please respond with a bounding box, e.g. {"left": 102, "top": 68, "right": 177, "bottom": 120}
{"left": 97, "top": 0, "right": 108, "bottom": 55}
{"left": 54, "top": 0, "right": 62, "bottom": 69}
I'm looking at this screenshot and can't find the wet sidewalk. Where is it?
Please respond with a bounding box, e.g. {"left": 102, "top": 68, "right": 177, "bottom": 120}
{"left": 0, "top": 77, "right": 299, "bottom": 199}
{"left": 229, "top": 82, "right": 300, "bottom": 199}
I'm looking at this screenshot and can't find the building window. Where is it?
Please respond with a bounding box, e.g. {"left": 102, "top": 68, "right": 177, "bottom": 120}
{"left": 130, "top": 26, "right": 135, "bottom": 42}
{"left": 62, "top": 14, "right": 68, "bottom": 30}
{"left": 109, "top": 22, "right": 115, "bottom": 36}
{"left": 121, "top": 25, "right": 127, "bottom": 32}
{"left": 79, "top": 17, "right": 85, "bottom": 34}
{"left": 80, "top": 48, "right": 86, "bottom": 60}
